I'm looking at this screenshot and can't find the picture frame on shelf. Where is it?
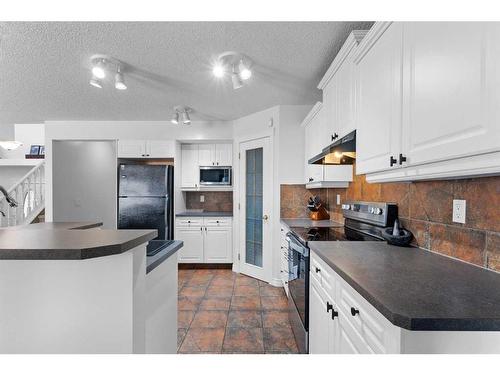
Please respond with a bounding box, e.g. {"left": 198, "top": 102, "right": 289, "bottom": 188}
{"left": 29, "top": 145, "right": 40, "bottom": 155}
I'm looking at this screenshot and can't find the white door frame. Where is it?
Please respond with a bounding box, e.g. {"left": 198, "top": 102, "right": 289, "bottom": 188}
{"left": 236, "top": 136, "right": 273, "bottom": 282}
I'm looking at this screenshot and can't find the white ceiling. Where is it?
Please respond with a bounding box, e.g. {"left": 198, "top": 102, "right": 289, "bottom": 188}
{"left": 0, "top": 21, "right": 373, "bottom": 125}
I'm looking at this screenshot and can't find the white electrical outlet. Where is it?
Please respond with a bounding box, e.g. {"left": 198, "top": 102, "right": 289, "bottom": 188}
{"left": 336, "top": 194, "right": 341, "bottom": 205}
{"left": 200, "top": 195, "right": 205, "bottom": 203}
{"left": 453, "top": 199, "right": 466, "bottom": 224}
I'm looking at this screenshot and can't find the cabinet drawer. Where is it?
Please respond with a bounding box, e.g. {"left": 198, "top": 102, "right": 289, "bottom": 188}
{"left": 337, "top": 275, "right": 398, "bottom": 353}
{"left": 204, "top": 217, "right": 232, "bottom": 227}
{"left": 176, "top": 218, "right": 203, "bottom": 227}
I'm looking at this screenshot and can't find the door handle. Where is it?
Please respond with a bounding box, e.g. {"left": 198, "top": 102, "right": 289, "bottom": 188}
{"left": 351, "top": 307, "right": 360, "bottom": 316}
{"left": 390, "top": 156, "right": 397, "bottom": 167}
{"left": 326, "top": 302, "right": 333, "bottom": 312}
{"left": 262, "top": 214, "right": 269, "bottom": 221}
{"left": 399, "top": 153, "right": 407, "bottom": 165}
{"left": 331, "top": 309, "right": 339, "bottom": 320}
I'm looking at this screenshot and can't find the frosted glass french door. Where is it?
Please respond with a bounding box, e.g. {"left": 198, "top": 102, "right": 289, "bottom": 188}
{"left": 239, "top": 137, "right": 272, "bottom": 281}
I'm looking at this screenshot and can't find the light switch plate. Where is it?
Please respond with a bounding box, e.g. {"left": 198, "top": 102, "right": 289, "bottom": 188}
{"left": 336, "top": 194, "right": 341, "bottom": 205}
{"left": 200, "top": 195, "right": 205, "bottom": 203}
{"left": 453, "top": 199, "right": 466, "bottom": 224}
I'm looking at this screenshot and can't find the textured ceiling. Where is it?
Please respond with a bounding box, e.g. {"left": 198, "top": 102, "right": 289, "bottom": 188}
{"left": 0, "top": 21, "right": 373, "bottom": 125}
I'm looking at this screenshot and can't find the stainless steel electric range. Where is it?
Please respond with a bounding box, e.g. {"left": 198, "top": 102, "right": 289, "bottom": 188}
{"left": 285, "top": 201, "right": 398, "bottom": 354}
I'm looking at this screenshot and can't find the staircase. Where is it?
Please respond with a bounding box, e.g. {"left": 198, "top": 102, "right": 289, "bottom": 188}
{"left": 0, "top": 161, "right": 45, "bottom": 227}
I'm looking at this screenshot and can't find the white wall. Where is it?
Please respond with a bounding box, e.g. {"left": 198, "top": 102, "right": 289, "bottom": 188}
{"left": 45, "top": 120, "right": 234, "bottom": 221}
{"left": 0, "top": 124, "right": 15, "bottom": 159}
{"left": 52, "top": 140, "right": 117, "bottom": 228}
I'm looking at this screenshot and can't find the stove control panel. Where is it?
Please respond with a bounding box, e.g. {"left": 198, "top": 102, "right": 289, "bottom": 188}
{"left": 342, "top": 201, "right": 397, "bottom": 227}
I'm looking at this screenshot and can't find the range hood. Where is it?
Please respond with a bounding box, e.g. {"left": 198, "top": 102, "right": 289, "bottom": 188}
{"left": 308, "top": 130, "right": 356, "bottom": 165}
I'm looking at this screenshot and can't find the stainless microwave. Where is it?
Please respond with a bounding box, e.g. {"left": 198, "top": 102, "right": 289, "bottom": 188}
{"left": 199, "top": 166, "right": 232, "bottom": 186}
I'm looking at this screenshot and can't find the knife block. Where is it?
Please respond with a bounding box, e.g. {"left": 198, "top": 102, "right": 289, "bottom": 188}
{"left": 309, "top": 205, "right": 330, "bottom": 221}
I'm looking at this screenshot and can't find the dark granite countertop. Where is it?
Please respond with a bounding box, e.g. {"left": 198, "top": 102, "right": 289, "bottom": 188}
{"left": 146, "top": 240, "right": 183, "bottom": 274}
{"left": 309, "top": 241, "right": 500, "bottom": 331}
{"left": 176, "top": 211, "right": 233, "bottom": 217}
{"left": 280, "top": 218, "right": 344, "bottom": 228}
{"left": 0, "top": 228, "right": 157, "bottom": 260}
{"left": 5, "top": 222, "right": 103, "bottom": 230}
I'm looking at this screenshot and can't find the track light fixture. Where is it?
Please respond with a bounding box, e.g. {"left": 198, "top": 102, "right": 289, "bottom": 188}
{"left": 172, "top": 106, "right": 192, "bottom": 125}
{"left": 89, "top": 55, "right": 128, "bottom": 91}
{"left": 212, "top": 52, "right": 253, "bottom": 90}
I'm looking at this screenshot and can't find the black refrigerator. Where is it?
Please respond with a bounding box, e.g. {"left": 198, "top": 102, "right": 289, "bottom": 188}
{"left": 118, "top": 164, "right": 174, "bottom": 240}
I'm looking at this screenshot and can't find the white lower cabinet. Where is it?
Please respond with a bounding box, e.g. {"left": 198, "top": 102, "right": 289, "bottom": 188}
{"left": 309, "top": 251, "right": 500, "bottom": 354}
{"left": 176, "top": 217, "right": 232, "bottom": 263}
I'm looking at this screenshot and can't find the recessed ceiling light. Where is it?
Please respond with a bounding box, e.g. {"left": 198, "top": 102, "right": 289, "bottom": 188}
{"left": 115, "top": 68, "right": 127, "bottom": 90}
{"left": 89, "top": 76, "right": 103, "bottom": 88}
{"left": 91, "top": 59, "right": 106, "bottom": 79}
{"left": 212, "top": 64, "right": 225, "bottom": 78}
{"left": 238, "top": 60, "right": 252, "bottom": 80}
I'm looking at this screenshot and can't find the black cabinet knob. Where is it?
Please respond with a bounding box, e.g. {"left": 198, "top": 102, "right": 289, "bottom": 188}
{"left": 331, "top": 309, "right": 339, "bottom": 320}
{"left": 399, "top": 153, "right": 407, "bottom": 165}
{"left": 390, "top": 156, "right": 397, "bottom": 167}
{"left": 326, "top": 302, "right": 333, "bottom": 312}
{"left": 309, "top": 177, "right": 314, "bottom": 182}
{"left": 351, "top": 307, "right": 360, "bottom": 316}
{"left": 315, "top": 267, "right": 321, "bottom": 273}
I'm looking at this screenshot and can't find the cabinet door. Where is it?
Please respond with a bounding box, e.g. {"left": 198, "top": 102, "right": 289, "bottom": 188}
{"left": 309, "top": 281, "right": 331, "bottom": 354}
{"left": 337, "top": 320, "right": 369, "bottom": 354}
{"left": 198, "top": 144, "right": 216, "bottom": 166}
{"left": 402, "top": 22, "right": 500, "bottom": 166}
{"left": 118, "top": 140, "right": 146, "bottom": 158}
{"left": 204, "top": 226, "right": 232, "bottom": 263}
{"left": 176, "top": 227, "right": 204, "bottom": 263}
{"left": 181, "top": 144, "right": 199, "bottom": 188}
{"left": 355, "top": 23, "right": 403, "bottom": 174}
{"left": 323, "top": 76, "right": 339, "bottom": 146}
{"left": 336, "top": 55, "right": 356, "bottom": 138}
{"left": 304, "top": 112, "right": 325, "bottom": 184}
{"left": 147, "top": 140, "right": 175, "bottom": 158}
{"left": 215, "top": 144, "right": 233, "bottom": 166}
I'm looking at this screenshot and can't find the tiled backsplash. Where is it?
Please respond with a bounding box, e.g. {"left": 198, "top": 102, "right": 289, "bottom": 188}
{"left": 185, "top": 191, "right": 233, "bottom": 212}
{"left": 281, "top": 174, "right": 500, "bottom": 272}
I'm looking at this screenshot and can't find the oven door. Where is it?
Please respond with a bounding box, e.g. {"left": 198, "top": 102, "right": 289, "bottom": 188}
{"left": 286, "top": 233, "right": 310, "bottom": 353}
{"left": 199, "top": 167, "right": 232, "bottom": 186}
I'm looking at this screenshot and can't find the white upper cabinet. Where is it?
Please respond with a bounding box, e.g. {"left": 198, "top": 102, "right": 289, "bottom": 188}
{"left": 118, "top": 140, "right": 174, "bottom": 158}
{"left": 354, "top": 22, "right": 404, "bottom": 175}
{"left": 181, "top": 144, "right": 199, "bottom": 189}
{"left": 402, "top": 22, "right": 500, "bottom": 166}
{"left": 215, "top": 143, "right": 233, "bottom": 166}
{"left": 354, "top": 22, "right": 500, "bottom": 182}
{"left": 198, "top": 144, "right": 215, "bottom": 166}
{"left": 319, "top": 30, "right": 369, "bottom": 145}
{"left": 198, "top": 143, "right": 232, "bottom": 167}
{"left": 302, "top": 103, "right": 352, "bottom": 188}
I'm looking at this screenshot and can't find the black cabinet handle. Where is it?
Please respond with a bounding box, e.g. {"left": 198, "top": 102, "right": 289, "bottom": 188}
{"left": 331, "top": 309, "right": 339, "bottom": 320}
{"left": 351, "top": 307, "right": 360, "bottom": 316}
{"left": 326, "top": 302, "right": 333, "bottom": 312}
{"left": 216, "top": 220, "right": 220, "bottom": 223}
{"left": 187, "top": 220, "right": 191, "bottom": 223}
{"left": 399, "top": 153, "right": 407, "bottom": 165}
{"left": 390, "top": 156, "right": 397, "bottom": 167}
{"left": 309, "top": 177, "right": 314, "bottom": 182}
{"left": 315, "top": 267, "right": 321, "bottom": 273}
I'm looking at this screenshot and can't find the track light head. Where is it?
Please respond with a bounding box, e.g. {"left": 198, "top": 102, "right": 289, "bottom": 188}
{"left": 182, "top": 111, "right": 191, "bottom": 125}
{"left": 171, "top": 111, "right": 179, "bottom": 125}
{"left": 91, "top": 59, "right": 107, "bottom": 79}
{"left": 238, "top": 60, "right": 252, "bottom": 80}
{"left": 231, "top": 66, "right": 243, "bottom": 90}
{"left": 89, "top": 76, "right": 103, "bottom": 88}
{"left": 212, "top": 63, "right": 225, "bottom": 78}
{"left": 115, "top": 69, "right": 127, "bottom": 90}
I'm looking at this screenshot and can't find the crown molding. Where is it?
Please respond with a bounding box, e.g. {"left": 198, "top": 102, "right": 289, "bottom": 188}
{"left": 317, "top": 30, "right": 370, "bottom": 89}
{"left": 300, "top": 101, "right": 322, "bottom": 128}
{"left": 353, "top": 22, "right": 393, "bottom": 64}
